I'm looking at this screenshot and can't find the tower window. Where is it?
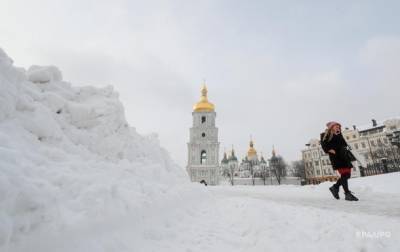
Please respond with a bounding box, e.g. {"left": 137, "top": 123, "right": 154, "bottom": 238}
{"left": 202, "top": 132, "right": 206, "bottom": 137}
{"left": 200, "top": 150, "right": 207, "bottom": 164}
{"left": 201, "top": 116, "right": 206, "bottom": 123}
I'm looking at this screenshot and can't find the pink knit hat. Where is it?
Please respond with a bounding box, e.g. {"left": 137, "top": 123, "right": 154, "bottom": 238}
{"left": 326, "top": 121, "right": 341, "bottom": 129}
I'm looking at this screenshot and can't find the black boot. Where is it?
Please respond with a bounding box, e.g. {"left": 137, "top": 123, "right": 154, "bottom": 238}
{"left": 329, "top": 185, "right": 340, "bottom": 200}
{"left": 345, "top": 191, "right": 359, "bottom": 201}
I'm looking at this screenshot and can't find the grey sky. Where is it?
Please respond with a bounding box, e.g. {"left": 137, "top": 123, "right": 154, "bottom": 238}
{"left": 1, "top": 0, "right": 400, "bottom": 167}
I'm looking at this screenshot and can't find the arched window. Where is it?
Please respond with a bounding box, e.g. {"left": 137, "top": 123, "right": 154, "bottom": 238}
{"left": 200, "top": 150, "right": 207, "bottom": 164}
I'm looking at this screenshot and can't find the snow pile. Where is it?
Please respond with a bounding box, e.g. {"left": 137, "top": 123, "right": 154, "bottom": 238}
{"left": 27, "top": 65, "right": 62, "bottom": 83}
{"left": 0, "top": 48, "right": 198, "bottom": 251}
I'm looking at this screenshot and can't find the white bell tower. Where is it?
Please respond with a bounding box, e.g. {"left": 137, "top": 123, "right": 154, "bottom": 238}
{"left": 187, "top": 84, "right": 220, "bottom": 185}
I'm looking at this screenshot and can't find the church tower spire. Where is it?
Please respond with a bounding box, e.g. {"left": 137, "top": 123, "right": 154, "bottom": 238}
{"left": 187, "top": 83, "right": 220, "bottom": 185}
{"left": 193, "top": 83, "right": 215, "bottom": 112}
{"left": 272, "top": 145, "right": 276, "bottom": 157}
{"left": 247, "top": 137, "right": 257, "bottom": 158}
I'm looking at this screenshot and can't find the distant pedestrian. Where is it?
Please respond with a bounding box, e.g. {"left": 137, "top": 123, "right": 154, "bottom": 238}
{"left": 321, "top": 121, "right": 359, "bottom": 201}
{"left": 200, "top": 180, "right": 208, "bottom": 186}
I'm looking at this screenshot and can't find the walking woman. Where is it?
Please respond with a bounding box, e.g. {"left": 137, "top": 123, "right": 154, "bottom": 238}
{"left": 321, "top": 121, "right": 359, "bottom": 201}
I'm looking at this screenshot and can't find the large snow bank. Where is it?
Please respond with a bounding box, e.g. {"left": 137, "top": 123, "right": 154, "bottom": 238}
{"left": 0, "top": 48, "right": 198, "bottom": 251}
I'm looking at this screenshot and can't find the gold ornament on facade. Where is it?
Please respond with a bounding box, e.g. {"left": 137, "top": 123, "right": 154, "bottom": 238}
{"left": 247, "top": 140, "right": 257, "bottom": 158}
{"left": 193, "top": 84, "right": 215, "bottom": 112}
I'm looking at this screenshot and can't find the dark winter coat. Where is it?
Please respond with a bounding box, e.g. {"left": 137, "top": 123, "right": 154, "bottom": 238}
{"left": 320, "top": 132, "right": 354, "bottom": 170}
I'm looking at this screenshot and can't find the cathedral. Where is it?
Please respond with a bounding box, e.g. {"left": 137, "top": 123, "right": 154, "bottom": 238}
{"left": 221, "top": 141, "right": 269, "bottom": 180}
{"left": 187, "top": 85, "right": 270, "bottom": 185}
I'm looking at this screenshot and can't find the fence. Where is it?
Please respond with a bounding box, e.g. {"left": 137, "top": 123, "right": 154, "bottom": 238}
{"left": 220, "top": 177, "right": 301, "bottom": 186}
{"left": 360, "top": 160, "right": 400, "bottom": 177}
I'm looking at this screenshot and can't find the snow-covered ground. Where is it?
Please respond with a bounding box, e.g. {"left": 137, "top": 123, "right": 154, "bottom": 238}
{"left": 8, "top": 173, "right": 400, "bottom": 252}
{"left": 1, "top": 49, "right": 399, "bottom": 252}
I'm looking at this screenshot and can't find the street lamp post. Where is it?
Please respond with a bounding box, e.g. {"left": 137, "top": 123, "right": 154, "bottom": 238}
{"left": 229, "top": 162, "right": 235, "bottom": 186}
{"left": 270, "top": 155, "right": 281, "bottom": 185}
{"left": 264, "top": 164, "right": 268, "bottom": 185}
{"left": 248, "top": 158, "right": 258, "bottom": 186}
{"left": 270, "top": 165, "right": 273, "bottom": 185}
{"left": 381, "top": 158, "right": 388, "bottom": 173}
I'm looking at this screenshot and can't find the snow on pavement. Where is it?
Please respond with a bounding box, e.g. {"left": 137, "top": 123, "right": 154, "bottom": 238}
{"left": 131, "top": 177, "right": 400, "bottom": 252}
{"left": 13, "top": 175, "right": 398, "bottom": 252}
{"left": 126, "top": 176, "right": 399, "bottom": 252}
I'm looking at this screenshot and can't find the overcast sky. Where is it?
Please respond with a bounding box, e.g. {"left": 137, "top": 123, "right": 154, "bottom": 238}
{"left": 1, "top": 0, "right": 400, "bottom": 167}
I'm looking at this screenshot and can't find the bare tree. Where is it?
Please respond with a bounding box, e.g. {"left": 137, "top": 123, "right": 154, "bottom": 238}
{"left": 370, "top": 144, "right": 400, "bottom": 172}
{"left": 292, "top": 160, "right": 306, "bottom": 179}
{"left": 271, "top": 155, "right": 287, "bottom": 185}
{"left": 260, "top": 161, "right": 269, "bottom": 185}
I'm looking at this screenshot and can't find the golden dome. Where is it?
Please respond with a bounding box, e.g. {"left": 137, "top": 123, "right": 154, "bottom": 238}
{"left": 247, "top": 140, "right": 257, "bottom": 158}
{"left": 193, "top": 84, "right": 215, "bottom": 112}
